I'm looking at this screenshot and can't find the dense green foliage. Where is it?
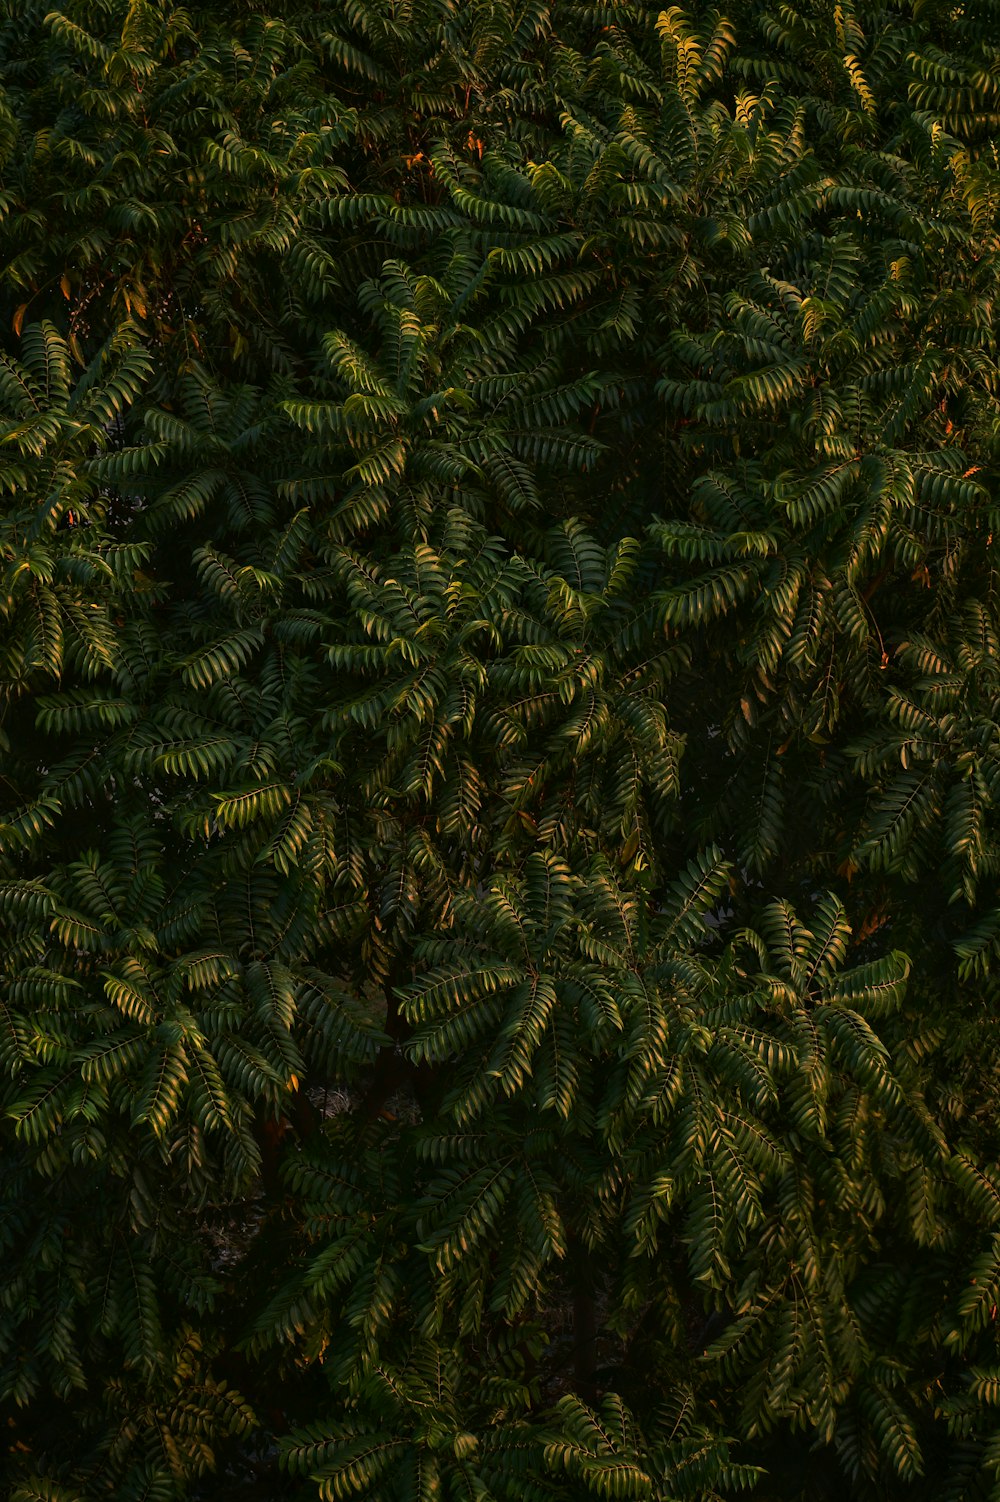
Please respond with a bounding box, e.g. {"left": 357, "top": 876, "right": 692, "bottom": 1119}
{"left": 5, "top": 0, "right": 1000, "bottom": 1496}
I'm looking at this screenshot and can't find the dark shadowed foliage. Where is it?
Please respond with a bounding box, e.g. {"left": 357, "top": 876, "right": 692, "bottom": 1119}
{"left": 4, "top": 2, "right": 1000, "bottom": 1498}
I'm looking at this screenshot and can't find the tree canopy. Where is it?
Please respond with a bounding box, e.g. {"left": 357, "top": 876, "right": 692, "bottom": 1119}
{"left": 5, "top": 1, "right": 1000, "bottom": 1498}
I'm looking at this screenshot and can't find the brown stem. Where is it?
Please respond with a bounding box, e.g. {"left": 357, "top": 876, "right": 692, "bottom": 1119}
{"left": 569, "top": 1235, "right": 599, "bottom": 1404}
{"left": 356, "top": 955, "right": 440, "bottom": 1123}
{"left": 573, "top": 1284, "right": 598, "bottom": 1405}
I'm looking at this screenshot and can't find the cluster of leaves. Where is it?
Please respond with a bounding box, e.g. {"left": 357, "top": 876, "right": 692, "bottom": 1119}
{"left": 5, "top": 0, "right": 1000, "bottom": 1498}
